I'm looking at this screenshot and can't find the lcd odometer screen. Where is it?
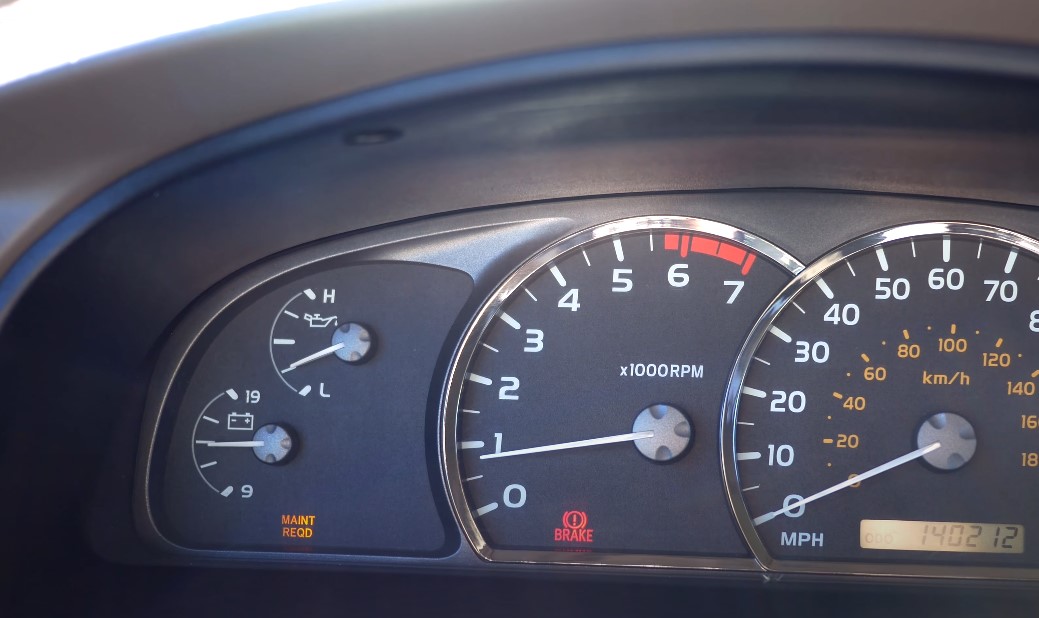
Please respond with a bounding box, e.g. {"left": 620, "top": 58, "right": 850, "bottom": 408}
{"left": 861, "top": 520, "right": 1024, "bottom": 554}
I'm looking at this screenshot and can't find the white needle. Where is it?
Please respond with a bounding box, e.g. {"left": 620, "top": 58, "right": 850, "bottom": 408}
{"left": 752, "top": 441, "right": 942, "bottom": 526}
{"left": 197, "top": 440, "right": 265, "bottom": 448}
{"left": 479, "top": 431, "right": 653, "bottom": 460}
{"left": 281, "top": 342, "right": 345, "bottom": 373}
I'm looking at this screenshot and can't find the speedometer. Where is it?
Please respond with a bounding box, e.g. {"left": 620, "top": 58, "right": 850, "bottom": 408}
{"left": 443, "top": 216, "right": 800, "bottom": 564}
{"left": 724, "top": 223, "right": 1039, "bottom": 578}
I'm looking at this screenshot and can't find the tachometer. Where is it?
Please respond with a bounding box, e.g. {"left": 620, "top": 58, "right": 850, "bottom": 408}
{"left": 724, "top": 222, "right": 1039, "bottom": 578}
{"left": 443, "top": 216, "right": 800, "bottom": 563}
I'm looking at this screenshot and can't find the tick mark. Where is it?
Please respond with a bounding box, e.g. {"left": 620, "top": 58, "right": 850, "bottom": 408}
{"left": 500, "top": 312, "right": 521, "bottom": 330}
{"left": 875, "top": 247, "right": 889, "bottom": 272}
{"left": 816, "top": 278, "right": 835, "bottom": 299}
{"left": 742, "top": 386, "right": 767, "bottom": 399}
{"left": 550, "top": 265, "right": 567, "bottom": 286}
{"left": 769, "top": 326, "right": 792, "bottom": 343}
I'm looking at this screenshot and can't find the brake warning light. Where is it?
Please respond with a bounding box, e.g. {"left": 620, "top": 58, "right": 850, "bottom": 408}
{"left": 554, "top": 510, "right": 593, "bottom": 543}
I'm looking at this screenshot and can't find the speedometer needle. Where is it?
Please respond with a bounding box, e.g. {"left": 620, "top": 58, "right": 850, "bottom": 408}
{"left": 196, "top": 440, "right": 265, "bottom": 447}
{"left": 479, "top": 431, "right": 654, "bottom": 460}
{"left": 281, "top": 342, "right": 346, "bottom": 373}
{"left": 752, "top": 441, "right": 942, "bottom": 526}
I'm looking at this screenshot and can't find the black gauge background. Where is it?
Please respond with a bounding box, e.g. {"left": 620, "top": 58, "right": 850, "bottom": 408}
{"left": 732, "top": 230, "right": 1039, "bottom": 569}
{"left": 152, "top": 261, "right": 471, "bottom": 554}
{"left": 454, "top": 223, "right": 796, "bottom": 557}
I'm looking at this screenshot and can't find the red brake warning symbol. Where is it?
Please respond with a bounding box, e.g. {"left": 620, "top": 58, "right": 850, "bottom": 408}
{"left": 554, "top": 510, "right": 594, "bottom": 543}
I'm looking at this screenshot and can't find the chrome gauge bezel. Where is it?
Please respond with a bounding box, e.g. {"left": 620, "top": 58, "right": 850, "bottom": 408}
{"left": 722, "top": 221, "right": 1039, "bottom": 582}
{"left": 440, "top": 215, "right": 803, "bottom": 569}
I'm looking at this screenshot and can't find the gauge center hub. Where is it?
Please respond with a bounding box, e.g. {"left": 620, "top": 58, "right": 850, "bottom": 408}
{"left": 916, "top": 412, "right": 977, "bottom": 471}
{"left": 332, "top": 322, "right": 374, "bottom": 363}
{"left": 252, "top": 423, "right": 295, "bottom": 464}
{"left": 631, "top": 404, "right": 692, "bottom": 462}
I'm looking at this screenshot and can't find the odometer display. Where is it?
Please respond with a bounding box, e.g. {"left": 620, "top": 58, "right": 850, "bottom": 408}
{"left": 726, "top": 223, "right": 1039, "bottom": 575}
{"left": 860, "top": 520, "right": 1024, "bottom": 554}
{"left": 444, "top": 217, "right": 799, "bottom": 562}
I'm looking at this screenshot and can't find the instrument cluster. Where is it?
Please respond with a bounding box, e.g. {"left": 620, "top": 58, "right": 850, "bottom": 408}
{"left": 136, "top": 194, "right": 1039, "bottom": 582}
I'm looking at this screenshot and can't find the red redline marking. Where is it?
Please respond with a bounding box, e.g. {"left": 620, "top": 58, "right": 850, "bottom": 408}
{"left": 741, "top": 253, "right": 756, "bottom": 275}
{"left": 690, "top": 236, "right": 719, "bottom": 256}
{"left": 716, "top": 241, "right": 746, "bottom": 267}
{"left": 661, "top": 233, "right": 755, "bottom": 274}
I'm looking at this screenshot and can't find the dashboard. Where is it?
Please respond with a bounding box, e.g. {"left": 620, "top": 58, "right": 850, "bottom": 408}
{"left": 7, "top": 3, "right": 1039, "bottom": 615}
{"left": 136, "top": 196, "right": 1039, "bottom": 582}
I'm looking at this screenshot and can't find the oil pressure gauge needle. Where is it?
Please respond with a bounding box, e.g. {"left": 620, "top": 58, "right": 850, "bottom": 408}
{"left": 280, "top": 342, "right": 346, "bottom": 373}
{"left": 752, "top": 441, "right": 942, "bottom": 526}
{"left": 480, "top": 431, "right": 654, "bottom": 460}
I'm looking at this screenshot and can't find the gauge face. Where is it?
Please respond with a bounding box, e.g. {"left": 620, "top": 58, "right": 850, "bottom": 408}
{"left": 270, "top": 287, "right": 376, "bottom": 398}
{"left": 726, "top": 223, "right": 1039, "bottom": 573}
{"left": 156, "top": 262, "right": 470, "bottom": 553}
{"left": 191, "top": 388, "right": 295, "bottom": 498}
{"left": 444, "top": 216, "right": 799, "bottom": 561}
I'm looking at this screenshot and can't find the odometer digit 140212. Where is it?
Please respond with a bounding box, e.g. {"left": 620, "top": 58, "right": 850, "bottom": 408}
{"left": 443, "top": 216, "right": 800, "bottom": 565}
{"left": 724, "top": 222, "right": 1039, "bottom": 579}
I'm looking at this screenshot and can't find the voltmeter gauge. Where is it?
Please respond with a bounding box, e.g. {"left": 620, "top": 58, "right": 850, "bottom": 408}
{"left": 191, "top": 387, "right": 295, "bottom": 498}
{"left": 443, "top": 216, "right": 801, "bottom": 564}
{"left": 725, "top": 223, "right": 1039, "bottom": 578}
{"left": 269, "top": 286, "right": 375, "bottom": 397}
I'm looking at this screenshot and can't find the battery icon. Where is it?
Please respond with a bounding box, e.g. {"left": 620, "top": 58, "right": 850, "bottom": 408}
{"left": 227, "top": 411, "right": 254, "bottom": 431}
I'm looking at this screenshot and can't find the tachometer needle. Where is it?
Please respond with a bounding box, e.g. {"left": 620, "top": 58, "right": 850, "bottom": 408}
{"left": 479, "top": 431, "right": 653, "bottom": 460}
{"left": 752, "top": 441, "right": 941, "bottom": 526}
{"left": 196, "top": 440, "right": 265, "bottom": 448}
{"left": 281, "top": 342, "right": 346, "bottom": 373}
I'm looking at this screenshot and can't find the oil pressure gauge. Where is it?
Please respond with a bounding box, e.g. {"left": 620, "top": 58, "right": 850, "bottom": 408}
{"left": 269, "top": 285, "right": 375, "bottom": 397}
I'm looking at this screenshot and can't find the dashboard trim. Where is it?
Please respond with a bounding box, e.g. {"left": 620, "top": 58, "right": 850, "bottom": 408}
{"left": 10, "top": 33, "right": 1039, "bottom": 331}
